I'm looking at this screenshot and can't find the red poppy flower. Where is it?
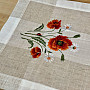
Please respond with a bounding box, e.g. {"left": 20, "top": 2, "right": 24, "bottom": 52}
{"left": 47, "top": 19, "right": 61, "bottom": 29}
{"left": 48, "top": 35, "right": 72, "bottom": 51}
{"left": 30, "top": 47, "right": 41, "bottom": 58}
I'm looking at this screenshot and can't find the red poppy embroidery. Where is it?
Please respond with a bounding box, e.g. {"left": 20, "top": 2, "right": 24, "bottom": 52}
{"left": 47, "top": 19, "right": 61, "bottom": 29}
{"left": 21, "top": 19, "right": 80, "bottom": 61}
{"left": 30, "top": 47, "right": 41, "bottom": 58}
{"left": 48, "top": 35, "right": 72, "bottom": 51}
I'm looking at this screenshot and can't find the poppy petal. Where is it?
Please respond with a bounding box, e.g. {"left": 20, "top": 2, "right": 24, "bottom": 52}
{"left": 30, "top": 48, "right": 35, "bottom": 55}
{"left": 32, "top": 53, "right": 41, "bottom": 58}
{"left": 48, "top": 35, "right": 72, "bottom": 51}
{"left": 47, "top": 19, "right": 61, "bottom": 29}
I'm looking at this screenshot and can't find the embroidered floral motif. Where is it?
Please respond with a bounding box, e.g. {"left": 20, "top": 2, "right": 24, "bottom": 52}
{"left": 47, "top": 19, "right": 61, "bottom": 29}
{"left": 63, "top": 24, "right": 72, "bottom": 30}
{"left": 48, "top": 35, "right": 72, "bottom": 51}
{"left": 30, "top": 47, "right": 41, "bottom": 58}
{"left": 44, "top": 53, "right": 54, "bottom": 62}
{"left": 20, "top": 19, "right": 80, "bottom": 61}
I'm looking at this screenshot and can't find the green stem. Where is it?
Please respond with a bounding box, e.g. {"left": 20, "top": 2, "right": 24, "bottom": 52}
{"left": 22, "top": 33, "right": 49, "bottom": 40}
{"left": 47, "top": 32, "right": 62, "bottom": 34}
{"left": 43, "top": 35, "right": 56, "bottom": 37}
{"left": 27, "top": 29, "right": 55, "bottom": 33}
{"left": 25, "top": 33, "right": 36, "bottom": 35}
{"left": 33, "top": 40, "right": 43, "bottom": 52}
{"left": 21, "top": 37, "right": 43, "bottom": 52}
{"left": 61, "top": 29, "right": 65, "bottom": 32}
{"left": 42, "top": 37, "right": 49, "bottom": 40}
{"left": 25, "top": 33, "right": 55, "bottom": 38}
{"left": 20, "top": 33, "right": 32, "bottom": 38}
{"left": 58, "top": 49, "right": 63, "bottom": 54}
{"left": 25, "top": 33, "right": 55, "bottom": 37}
{"left": 68, "top": 37, "right": 74, "bottom": 38}
{"left": 45, "top": 48, "right": 49, "bottom": 52}
{"left": 21, "top": 36, "right": 52, "bottom": 55}
{"left": 21, "top": 33, "right": 50, "bottom": 50}
{"left": 48, "top": 52, "right": 49, "bottom": 57}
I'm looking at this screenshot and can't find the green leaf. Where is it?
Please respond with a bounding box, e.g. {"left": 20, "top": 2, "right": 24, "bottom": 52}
{"left": 57, "top": 32, "right": 62, "bottom": 34}
{"left": 31, "top": 37, "right": 46, "bottom": 47}
{"left": 21, "top": 37, "right": 34, "bottom": 48}
{"left": 44, "top": 48, "right": 47, "bottom": 53}
{"left": 57, "top": 29, "right": 62, "bottom": 34}
{"left": 27, "top": 39, "right": 34, "bottom": 48}
{"left": 48, "top": 51, "right": 52, "bottom": 53}
{"left": 59, "top": 29, "right": 61, "bottom": 33}
{"left": 73, "top": 34, "right": 80, "bottom": 38}
{"left": 34, "top": 23, "right": 44, "bottom": 31}
{"left": 21, "top": 37, "right": 26, "bottom": 39}
{"left": 61, "top": 54, "right": 64, "bottom": 61}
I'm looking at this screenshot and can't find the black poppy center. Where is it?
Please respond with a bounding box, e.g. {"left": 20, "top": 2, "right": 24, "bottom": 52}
{"left": 57, "top": 41, "right": 64, "bottom": 46}
{"left": 53, "top": 22, "right": 58, "bottom": 24}
{"left": 73, "top": 46, "right": 76, "bottom": 49}
{"left": 36, "top": 52, "right": 40, "bottom": 55}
